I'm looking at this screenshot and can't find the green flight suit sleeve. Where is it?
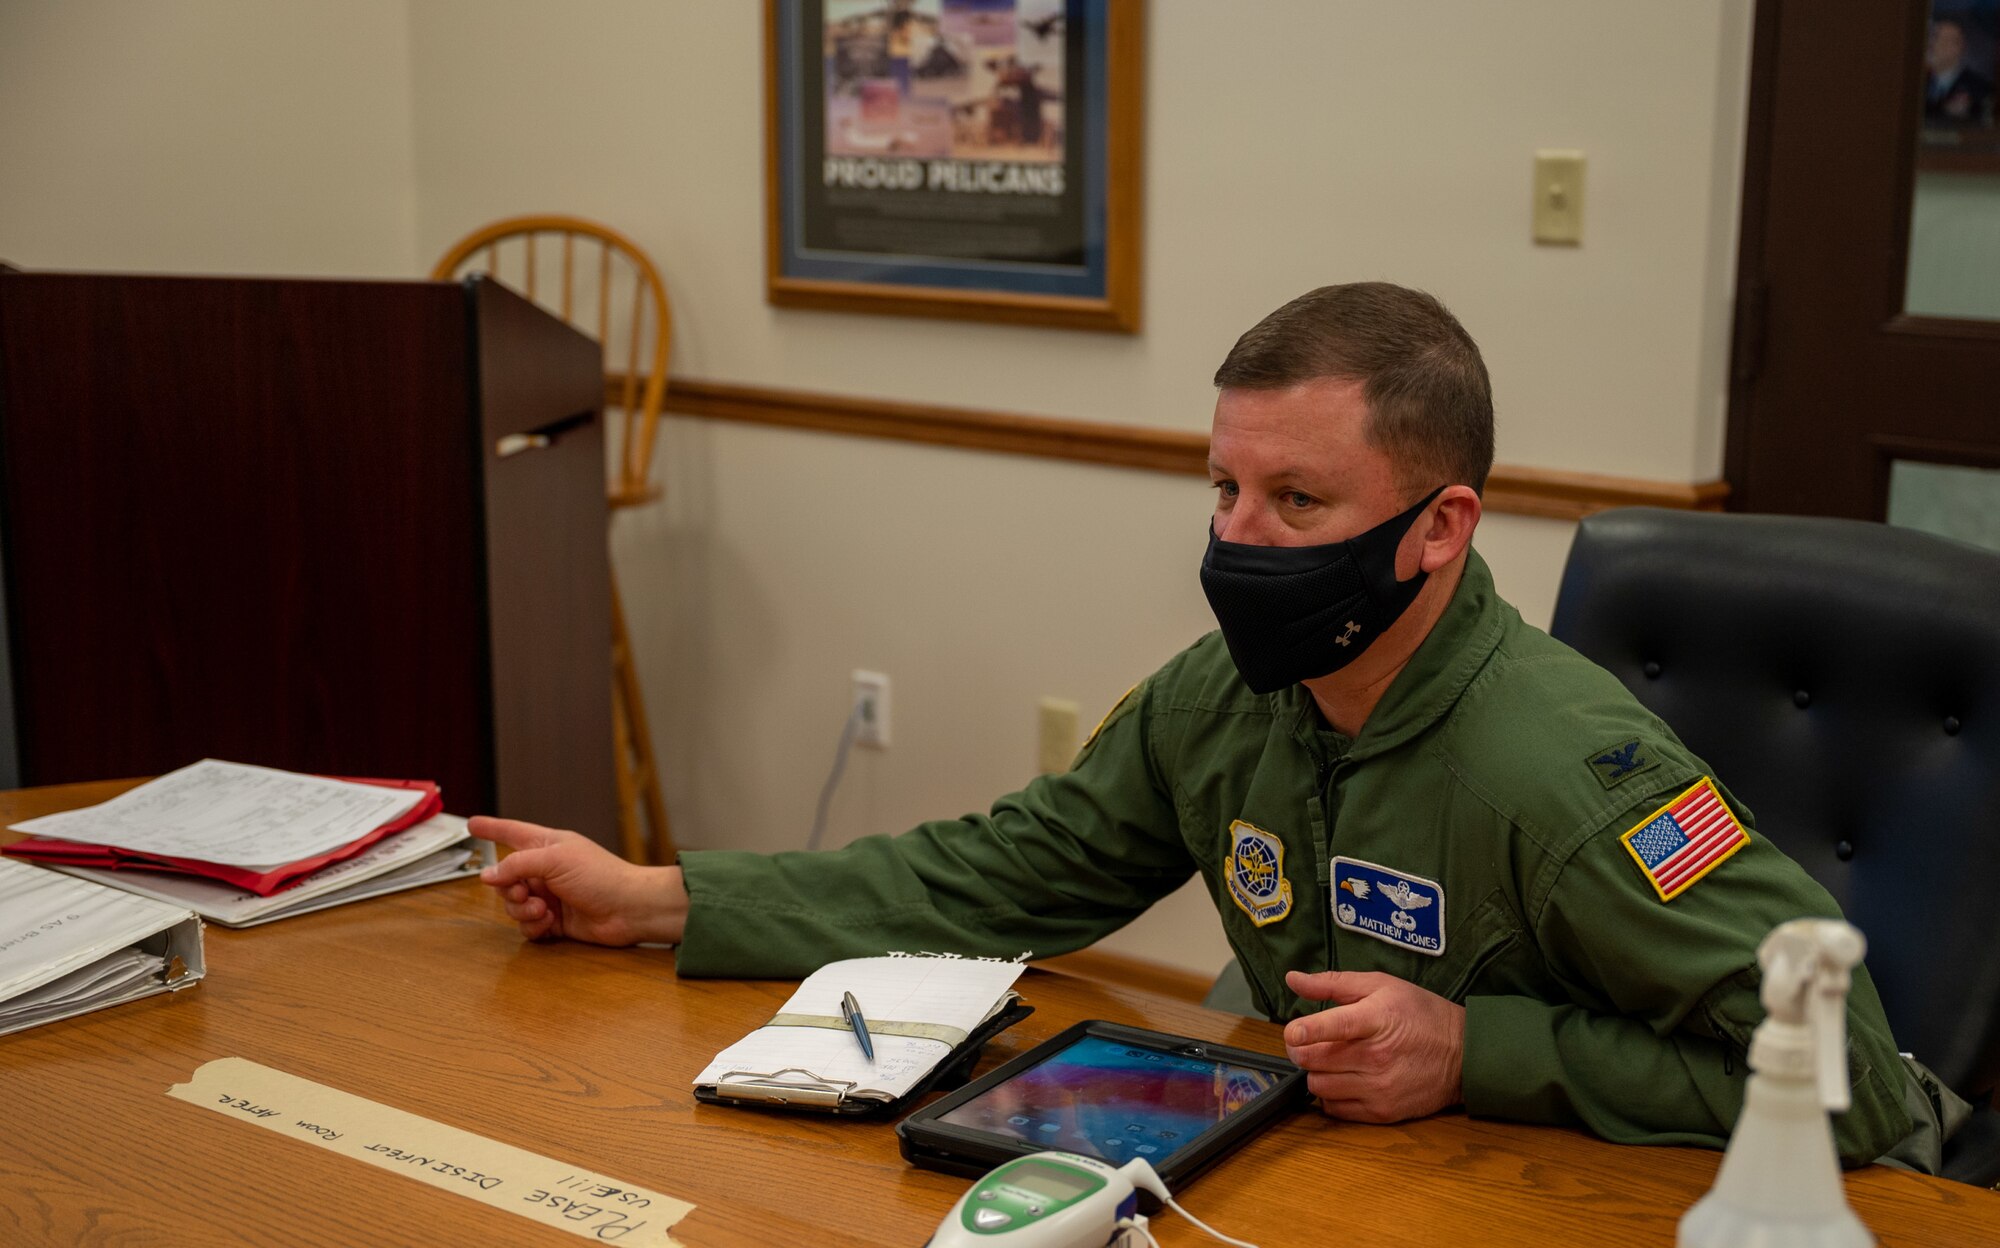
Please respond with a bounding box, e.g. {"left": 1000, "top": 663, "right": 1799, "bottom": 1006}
{"left": 1460, "top": 814, "right": 1913, "bottom": 1168}
{"left": 674, "top": 680, "right": 1192, "bottom": 978}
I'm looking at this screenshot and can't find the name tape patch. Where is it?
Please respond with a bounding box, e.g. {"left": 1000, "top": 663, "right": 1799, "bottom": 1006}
{"left": 1331, "top": 857, "right": 1445, "bottom": 956}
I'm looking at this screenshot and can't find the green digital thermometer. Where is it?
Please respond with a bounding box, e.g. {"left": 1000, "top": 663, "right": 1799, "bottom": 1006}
{"left": 926, "top": 1152, "right": 1145, "bottom": 1248}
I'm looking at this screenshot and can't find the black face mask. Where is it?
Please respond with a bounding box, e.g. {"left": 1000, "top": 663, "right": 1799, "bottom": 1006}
{"left": 1199, "top": 486, "right": 1446, "bottom": 694}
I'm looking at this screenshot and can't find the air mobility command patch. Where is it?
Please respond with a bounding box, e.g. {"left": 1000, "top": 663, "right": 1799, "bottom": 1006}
{"left": 1225, "top": 820, "right": 1293, "bottom": 926}
{"left": 1586, "top": 738, "right": 1661, "bottom": 789}
{"left": 1620, "top": 777, "right": 1750, "bottom": 901}
{"left": 1331, "top": 857, "right": 1445, "bottom": 956}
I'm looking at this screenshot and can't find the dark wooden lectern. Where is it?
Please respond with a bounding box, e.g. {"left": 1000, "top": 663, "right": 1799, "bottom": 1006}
{"left": 0, "top": 270, "right": 618, "bottom": 845}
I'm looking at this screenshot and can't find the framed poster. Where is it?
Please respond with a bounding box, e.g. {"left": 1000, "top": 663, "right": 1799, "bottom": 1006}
{"left": 764, "top": 0, "right": 1143, "bottom": 332}
{"left": 1918, "top": 0, "right": 2000, "bottom": 171}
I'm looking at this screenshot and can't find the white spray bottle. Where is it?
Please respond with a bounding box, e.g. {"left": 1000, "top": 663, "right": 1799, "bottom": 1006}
{"left": 1678, "top": 918, "right": 1874, "bottom": 1248}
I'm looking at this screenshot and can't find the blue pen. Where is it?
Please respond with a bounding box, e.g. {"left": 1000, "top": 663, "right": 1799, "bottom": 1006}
{"left": 840, "top": 990, "right": 875, "bottom": 1062}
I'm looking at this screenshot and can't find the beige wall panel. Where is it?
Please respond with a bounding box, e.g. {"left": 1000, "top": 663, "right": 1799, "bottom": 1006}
{"left": 408, "top": 1, "right": 1751, "bottom": 975}
{"left": 0, "top": 0, "right": 419, "bottom": 277}
{"left": 410, "top": 1, "right": 1751, "bottom": 482}
{"left": 1, "top": 1, "right": 1748, "bottom": 977}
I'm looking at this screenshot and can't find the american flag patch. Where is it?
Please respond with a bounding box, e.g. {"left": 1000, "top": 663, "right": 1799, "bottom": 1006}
{"left": 1620, "top": 778, "right": 1750, "bottom": 901}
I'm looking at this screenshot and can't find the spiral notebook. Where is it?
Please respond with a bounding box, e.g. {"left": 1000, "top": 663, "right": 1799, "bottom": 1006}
{"left": 692, "top": 956, "right": 1032, "bottom": 1115}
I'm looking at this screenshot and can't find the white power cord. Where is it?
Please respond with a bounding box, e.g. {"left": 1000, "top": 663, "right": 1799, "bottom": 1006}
{"left": 1155, "top": 1194, "right": 1259, "bottom": 1248}
{"left": 1119, "top": 1159, "right": 1260, "bottom": 1248}
{"left": 806, "top": 701, "right": 865, "bottom": 851}
{"left": 1114, "top": 1215, "right": 1159, "bottom": 1248}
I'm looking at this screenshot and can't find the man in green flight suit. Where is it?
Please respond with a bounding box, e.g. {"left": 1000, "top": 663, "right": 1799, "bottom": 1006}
{"left": 472, "top": 283, "right": 1957, "bottom": 1171}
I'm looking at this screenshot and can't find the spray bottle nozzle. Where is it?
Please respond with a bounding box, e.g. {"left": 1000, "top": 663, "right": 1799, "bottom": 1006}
{"left": 1756, "top": 919, "right": 1867, "bottom": 1112}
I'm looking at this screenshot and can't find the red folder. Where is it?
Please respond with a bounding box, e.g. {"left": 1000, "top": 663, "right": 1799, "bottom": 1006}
{"left": 1, "top": 776, "right": 442, "bottom": 896}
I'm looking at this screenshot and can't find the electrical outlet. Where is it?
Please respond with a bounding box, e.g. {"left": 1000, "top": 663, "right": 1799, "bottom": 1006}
{"left": 1038, "top": 697, "right": 1080, "bottom": 774}
{"left": 851, "top": 670, "right": 890, "bottom": 748}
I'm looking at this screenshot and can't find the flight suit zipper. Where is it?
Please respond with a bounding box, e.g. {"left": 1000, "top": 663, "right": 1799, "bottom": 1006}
{"left": 1314, "top": 756, "right": 1339, "bottom": 976}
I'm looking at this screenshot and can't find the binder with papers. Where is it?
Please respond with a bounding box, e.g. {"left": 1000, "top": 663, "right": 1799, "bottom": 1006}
{"left": 1, "top": 760, "right": 441, "bottom": 895}
{"left": 0, "top": 856, "right": 205, "bottom": 1037}
{"left": 693, "top": 956, "right": 1033, "bottom": 1116}
{"left": 45, "top": 813, "right": 494, "bottom": 928}
{"left": 0, "top": 760, "right": 484, "bottom": 926}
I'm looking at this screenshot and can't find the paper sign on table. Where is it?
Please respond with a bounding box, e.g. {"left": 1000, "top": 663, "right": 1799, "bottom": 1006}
{"left": 168, "top": 1057, "right": 694, "bottom": 1245}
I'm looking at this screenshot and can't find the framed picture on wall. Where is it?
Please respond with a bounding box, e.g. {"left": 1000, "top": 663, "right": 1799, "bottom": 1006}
{"left": 1917, "top": 0, "right": 2000, "bottom": 171}
{"left": 764, "top": 0, "right": 1143, "bottom": 332}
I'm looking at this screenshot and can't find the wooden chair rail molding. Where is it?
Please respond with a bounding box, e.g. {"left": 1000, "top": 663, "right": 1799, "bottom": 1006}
{"left": 636, "top": 376, "right": 1730, "bottom": 522}
{"left": 1036, "top": 948, "right": 1219, "bottom": 1006}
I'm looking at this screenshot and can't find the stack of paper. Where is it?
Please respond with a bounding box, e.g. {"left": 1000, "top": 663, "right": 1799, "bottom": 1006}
{"left": 1, "top": 760, "right": 491, "bottom": 927}
{"left": 0, "top": 856, "right": 204, "bottom": 1036}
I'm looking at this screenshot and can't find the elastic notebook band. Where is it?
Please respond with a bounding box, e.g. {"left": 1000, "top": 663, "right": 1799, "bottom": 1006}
{"left": 764, "top": 1011, "right": 970, "bottom": 1047}
{"left": 712, "top": 1068, "right": 858, "bottom": 1107}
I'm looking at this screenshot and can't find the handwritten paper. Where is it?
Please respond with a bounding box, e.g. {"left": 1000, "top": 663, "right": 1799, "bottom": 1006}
{"left": 13, "top": 760, "right": 426, "bottom": 869}
{"left": 168, "top": 1057, "right": 694, "bottom": 1245}
{"left": 693, "top": 956, "right": 1024, "bottom": 1103}
{"left": 787, "top": 956, "right": 1026, "bottom": 1037}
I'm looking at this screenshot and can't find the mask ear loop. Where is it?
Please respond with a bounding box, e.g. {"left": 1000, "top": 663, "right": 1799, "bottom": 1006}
{"left": 1357, "top": 484, "right": 1450, "bottom": 606}
{"left": 1398, "top": 482, "right": 1452, "bottom": 571}
{"left": 1399, "top": 484, "right": 1450, "bottom": 528}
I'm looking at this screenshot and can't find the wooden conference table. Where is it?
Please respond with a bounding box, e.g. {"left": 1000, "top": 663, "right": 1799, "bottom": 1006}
{"left": 2, "top": 780, "right": 1997, "bottom": 1247}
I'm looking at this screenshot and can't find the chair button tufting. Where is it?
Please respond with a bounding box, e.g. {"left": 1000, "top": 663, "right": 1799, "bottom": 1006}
{"left": 1945, "top": 716, "right": 1962, "bottom": 736}
{"left": 1835, "top": 840, "right": 1854, "bottom": 862}
{"left": 1793, "top": 690, "right": 1811, "bottom": 709}
{"left": 1642, "top": 661, "right": 1662, "bottom": 679}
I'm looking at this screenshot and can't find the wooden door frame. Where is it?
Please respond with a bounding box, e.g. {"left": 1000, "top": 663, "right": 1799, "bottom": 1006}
{"left": 1726, "top": 0, "right": 2000, "bottom": 518}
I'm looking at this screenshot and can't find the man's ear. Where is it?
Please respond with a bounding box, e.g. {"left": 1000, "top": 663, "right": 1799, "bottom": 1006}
{"left": 1416, "top": 485, "right": 1481, "bottom": 574}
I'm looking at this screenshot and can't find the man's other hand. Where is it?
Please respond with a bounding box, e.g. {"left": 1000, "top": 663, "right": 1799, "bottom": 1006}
{"left": 469, "top": 817, "right": 688, "bottom": 948}
{"left": 1282, "top": 969, "right": 1465, "bottom": 1123}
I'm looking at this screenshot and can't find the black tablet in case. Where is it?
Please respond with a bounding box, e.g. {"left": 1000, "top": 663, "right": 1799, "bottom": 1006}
{"left": 896, "top": 1019, "right": 1307, "bottom": 1190}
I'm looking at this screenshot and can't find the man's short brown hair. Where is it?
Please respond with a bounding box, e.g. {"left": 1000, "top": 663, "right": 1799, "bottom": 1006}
{"left": 1213, "top": 283, "right": 1495, "bottom": 496}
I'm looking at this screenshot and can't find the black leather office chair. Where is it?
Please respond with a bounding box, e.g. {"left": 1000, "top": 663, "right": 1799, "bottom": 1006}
{"left": 1552, "top": 507, "right": 2000, "bottom": 1185}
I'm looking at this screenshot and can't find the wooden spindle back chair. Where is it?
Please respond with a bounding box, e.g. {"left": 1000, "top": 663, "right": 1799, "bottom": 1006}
{"left": 431, "top": 215, "right": 676, "bottom": 864}
{"left": 430, "top": 214, "right": 671, "bottom": 511}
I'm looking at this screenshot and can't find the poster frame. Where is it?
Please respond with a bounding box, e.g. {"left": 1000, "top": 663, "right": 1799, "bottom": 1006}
{"left": 763, "top": 0, "right": 1143, "bottom": 332}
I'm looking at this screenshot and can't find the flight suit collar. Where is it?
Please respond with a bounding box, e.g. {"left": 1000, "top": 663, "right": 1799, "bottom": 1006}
{"left": 1281, "top": 548, "right": 1507, "bottom": 763}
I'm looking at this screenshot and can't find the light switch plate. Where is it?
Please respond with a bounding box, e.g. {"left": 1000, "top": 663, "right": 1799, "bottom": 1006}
{"left": 1037, "top": 697, "right": 1080, "bottom": 774}
{"left": 1533, "top": 150, "right": 1586, "bottom": 246}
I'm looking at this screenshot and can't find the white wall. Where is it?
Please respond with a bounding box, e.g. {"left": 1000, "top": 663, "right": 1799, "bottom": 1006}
{"left": 409, "top": 1, "right": 1753, "bottom": 975}
{"left": 0, "top": 1, "right": 1754, "bottom": 978}
{"left": 0, "top": 0, "right": 419, "bottom": 277}
{"left": 409, "top": 2, "right": 1752, "bottom": 481}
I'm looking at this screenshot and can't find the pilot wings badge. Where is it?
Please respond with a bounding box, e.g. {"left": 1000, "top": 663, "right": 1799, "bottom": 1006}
{"left": 1377, "top": 879, "right": 1432, "bottom": 911}
{"left": 1225, "top": 820, "right": 1293, "bottom": 926}
{"left": 1330, "top": 856, "right": 1445, "bottom": 956}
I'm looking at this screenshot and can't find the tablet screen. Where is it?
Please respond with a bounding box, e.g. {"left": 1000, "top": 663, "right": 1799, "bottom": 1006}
{"left": 932, "top": 1034, "right": 1283, "bottom": 1168}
